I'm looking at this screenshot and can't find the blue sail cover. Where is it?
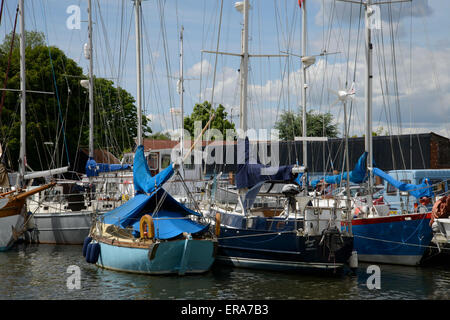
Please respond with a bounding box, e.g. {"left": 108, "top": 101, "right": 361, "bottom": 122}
{"left": 85, "top": 158, "right": 131, "bottom": 177}
{"left": 235, "top": 138, "right": 295, "bottom": 189}
{"left": 101, "top": 145, "right": 206, "bottom": 240}
{"left": 103, "top": 146, "right": 209, "bottom": 240}
{"left": 133, "top": 145, "right": 174, "bottom": 195}
{"left": 372, "top": 167, "right": 433, "bottom": 199}
{"left": 311, "top": 152, "right": 368, "bottom": 188}
{"left": 102, "top": 189, "right": 206, "bottom": 240}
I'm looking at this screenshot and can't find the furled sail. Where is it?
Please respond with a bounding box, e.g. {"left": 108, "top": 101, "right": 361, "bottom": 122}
{"left": 372, "top": 167, "right": 433, "bottom": 199}
{"left": 85, "top": 159, "right": 131, "bottom": 177}
{"left": 311, "top": 152, "right": 368, "bottom": 188}
{"left": 235, "top": 137, "right": 296, "bottom": 190}
{"left": 0, "top": 163, "right": 10, "bottom": 188}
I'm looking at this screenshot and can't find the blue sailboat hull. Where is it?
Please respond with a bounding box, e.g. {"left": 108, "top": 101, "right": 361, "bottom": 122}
{"left": 96, "top": 238, "right": 216, "bottom": 275}
{"left": 352, "top": 213, "right": 433, "bottom": 266}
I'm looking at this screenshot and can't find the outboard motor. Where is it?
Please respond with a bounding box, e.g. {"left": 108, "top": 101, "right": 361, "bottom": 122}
{"left": 281, "top": 184, "right": 301, "bottom": 197}
{"left": 281, "top": 184, "right": 301, "bottom": 217}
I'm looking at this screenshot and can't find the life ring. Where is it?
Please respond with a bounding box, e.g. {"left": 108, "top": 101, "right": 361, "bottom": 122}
{"left": 215, "top": 213, "right": 221, "bottom": 237}
{"left": 140, "top": 214, "right": 155, "bottom": 239}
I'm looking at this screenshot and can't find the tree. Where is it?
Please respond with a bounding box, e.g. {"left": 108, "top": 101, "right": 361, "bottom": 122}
{"left": 184, "top": 101, "right": 235, "bottom": 139}
{"left": 92, "top": 78, "right": 150, "bottom": 157}
{"left": 0, "top": 30, "right": 148, "bottom": 171}
{"left": 274, "top": 110, "right": 339, "bottom": 141}
{"left": 148, "top": 132, "right": 171, "bottom": 140}
{"left": 0, "top": 30, "right": 46, "bottom": 54}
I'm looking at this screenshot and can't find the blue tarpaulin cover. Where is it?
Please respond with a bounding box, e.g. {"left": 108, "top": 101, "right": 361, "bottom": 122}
{"left": 372, "top": 167, "right": 433, "bottom": 199}
{"left": 235, "top": 138, "right": 295, "bottom": 190}
{"left": 85, "top": 158, "right": 131, "bottom": 177}
{"left": 311, "top": 152, "right": 369, "bottom": 188}
{"left": 133, "top": 145, "right": 175, "bottom": 195}
{"left": 101, "top": 145, "right": 207, "bottom": 240}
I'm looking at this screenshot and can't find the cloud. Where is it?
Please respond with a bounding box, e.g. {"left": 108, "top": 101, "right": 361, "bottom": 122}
{"left": 187, "top": 59, "right": 213, "bottom": 78}
{"left": 315, "top": 0, "right": 433, "bottom": 27}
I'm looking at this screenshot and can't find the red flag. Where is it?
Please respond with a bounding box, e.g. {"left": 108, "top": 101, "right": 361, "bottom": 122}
{"left": 298, "top": 0, "right": 304, "bottom": 8}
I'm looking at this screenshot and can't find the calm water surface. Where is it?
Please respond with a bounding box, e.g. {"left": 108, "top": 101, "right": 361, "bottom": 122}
{"left": 0, "top": 244, "right": 449, "bottom": 300}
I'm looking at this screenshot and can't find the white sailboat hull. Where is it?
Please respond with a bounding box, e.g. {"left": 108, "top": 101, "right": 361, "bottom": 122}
{"left": 0, "top": 214, "right": 22, "bottom": 251}
{"left": 33, "top": 211, "right": 92, "bottom": 245}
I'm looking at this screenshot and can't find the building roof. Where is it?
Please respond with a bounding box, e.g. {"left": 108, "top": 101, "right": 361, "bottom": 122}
{"left": 143, "top": 139, "right": 179, "bottom": 151}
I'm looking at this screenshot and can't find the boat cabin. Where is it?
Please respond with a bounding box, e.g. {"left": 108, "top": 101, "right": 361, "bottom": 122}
{"left": 382, "top": 169, "right": 450, "bottom": 213}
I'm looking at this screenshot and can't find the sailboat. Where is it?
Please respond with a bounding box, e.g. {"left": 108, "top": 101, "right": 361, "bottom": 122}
{"left": 317, "top": 0, "right": 434, "bottom": 266}
{"left": 0, "top": 0, "right": 55, "bottom": 250}
{"left": 82, "top": 0, "right": 216, "bottom": 275}
{"left": 28, "top": 0, "right": 131, "bottom": 245}
{"left": 201, "top": 0, "right": 354, "bottom": 272}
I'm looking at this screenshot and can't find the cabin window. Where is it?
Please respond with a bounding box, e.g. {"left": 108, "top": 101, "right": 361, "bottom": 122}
{"left": 386, "top": 183, "right": 397, "bottom": 196}
{"left": 147, "top": 153, "right": 158, "bottom": 170}
{"left": 161, "top": 155, "right": 171, "bottom": 169}
{"left": 430, "top": 179, "right": 445, "bottom": 195}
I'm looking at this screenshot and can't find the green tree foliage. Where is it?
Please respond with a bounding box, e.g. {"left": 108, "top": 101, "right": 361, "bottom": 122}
{"left": 0, "top": 30, "right": 46, "bottom": 54}
{"left": 0, "top": 30, "right": 147, "bottom": 171}
{"left": 92, "top": 78, "right": 150, "bottom": 157}
{"left": 148, "top": 132, "right": 171, "bottom": 140}
{"left": 274, "top": 110, "right": 339, "bottom": 141}
{"left": 184, "top": 101, "right": 235, "bottom": 139}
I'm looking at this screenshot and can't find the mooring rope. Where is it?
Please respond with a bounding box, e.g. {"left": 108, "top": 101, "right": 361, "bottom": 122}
{"left": 353, "top": 234, "right": 450, "bottom": 251}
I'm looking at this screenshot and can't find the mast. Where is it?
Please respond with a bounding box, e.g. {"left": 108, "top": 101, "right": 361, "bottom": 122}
{"left": 300, "top": 0, "right": 309, "bottom": 194}
{"left": 338, "top": 0, "right": 411, "bottom": 211}
{"left": 179, "top": 26, "right": 184, "bottom": 159}
{"left": 88, "top": 0, "right": 94, "bottom": 159}
{"left": 301, "top": 0, "right": 307, "bottom": 170}
{"left": 134, "top": 0, "right": 143, "bottom": 146}
{"left": 365, "top": 0, "right": 374, "bottom": 200}
{"left": 18, "top": 0, "right": 25, "bottom": 187}
{"left": 239, "top": 0, "right": 249, "bottom": 132}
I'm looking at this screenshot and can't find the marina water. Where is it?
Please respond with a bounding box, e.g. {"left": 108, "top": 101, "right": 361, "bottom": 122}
{"left": 0, "top": 244, "right": 449, "bottom": 300}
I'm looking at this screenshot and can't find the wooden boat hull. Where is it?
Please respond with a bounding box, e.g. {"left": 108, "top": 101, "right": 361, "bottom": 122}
{"left": 95, "top": 237, "right": 217, "bottom": 275}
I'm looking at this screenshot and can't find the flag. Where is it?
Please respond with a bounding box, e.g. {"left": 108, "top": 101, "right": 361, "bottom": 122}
{"left": 298, "top": 0, "right": 304, "bottom": 8}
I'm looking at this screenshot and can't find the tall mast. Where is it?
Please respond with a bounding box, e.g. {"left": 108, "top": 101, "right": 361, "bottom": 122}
{"left": 301, "top": 0, "right": 307, "bottom": 169}
{"left": 337, "top": 0, "right": 411, "bottom": 212}
{"left": 179, "top": 26, "right": 184, "bottom": 159}
{"left": 88, "top": 0, "right": 94, "bottom": 159}
{"left": 18, "top": 0, "right": 25, "bottom": 187}
{"left": 134, "top": 0, "right": 143, "bottom": 146}
{"left": 365, "top": 0, "right": 374, "bottom": 198}
{"left": 239, "top": 0, "right": 249, "bottom": 132}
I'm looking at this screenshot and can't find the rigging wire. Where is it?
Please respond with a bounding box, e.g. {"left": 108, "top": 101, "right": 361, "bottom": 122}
{"left": 0, "top": 4, "right": 18, "bottom": 118}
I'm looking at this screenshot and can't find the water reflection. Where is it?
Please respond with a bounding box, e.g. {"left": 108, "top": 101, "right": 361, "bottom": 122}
{"left": 0, "top": 244, "right": 448, "bottom": 300}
